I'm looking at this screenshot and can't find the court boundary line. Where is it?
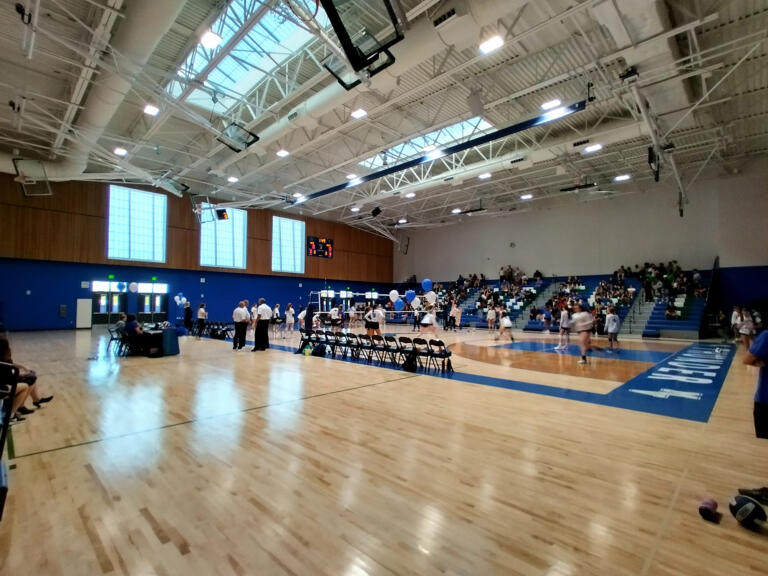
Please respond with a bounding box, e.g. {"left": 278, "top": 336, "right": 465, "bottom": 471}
{"left": 9, "top": 372, "right": 420, "bottom": 461}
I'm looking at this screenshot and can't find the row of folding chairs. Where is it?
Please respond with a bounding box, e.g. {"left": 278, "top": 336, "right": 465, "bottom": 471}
{"left": 298, "top": 330, "right": 453, "bottom": 373}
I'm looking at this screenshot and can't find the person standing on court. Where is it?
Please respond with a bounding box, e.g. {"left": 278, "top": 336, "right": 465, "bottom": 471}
{"left": 196, "top": 303, "right": 207, "bottom": 340}
{"left": 252, "top": 298, "right": 272, "bottom": 351}
{"left": 744, "top": 328, "right": 768, "bottom": 438}
{"left": 232, "top": 301, "right": 250, "bottom": 350}
{"left": 183, "top": 301, "right": 193, "bottom": 334}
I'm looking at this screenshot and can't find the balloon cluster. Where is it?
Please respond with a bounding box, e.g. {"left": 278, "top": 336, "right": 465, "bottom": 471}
{"left": 173, "top": 292, "right": 187, "bottom": 306}
{"left": 386, "top": 279, "right": 438, "bottom": 313}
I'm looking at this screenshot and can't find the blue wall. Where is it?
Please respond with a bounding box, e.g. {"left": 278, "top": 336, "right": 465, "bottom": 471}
{"left": 0, "top": 258, "right": 396, "bottom": 331}
{"left": 720, "top": 265, "right": 768, "bottom": 312}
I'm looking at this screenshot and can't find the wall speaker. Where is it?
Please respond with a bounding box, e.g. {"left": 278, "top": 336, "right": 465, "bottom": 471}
{"left": 371, "top": 206, "right": 382, "bottom": 217}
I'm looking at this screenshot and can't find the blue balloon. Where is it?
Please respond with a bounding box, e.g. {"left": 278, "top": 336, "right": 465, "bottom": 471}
{"left": 116, "top": 282, "right": 126, "bottom": 291}
{"left": 405, "top": 289, "right": 415, "bottom": 303}
{"left": 421, "top": 278, "right": 433, "bottom": 292}
{"left": 394, "top": 298, "right": 404, "bottom": 311}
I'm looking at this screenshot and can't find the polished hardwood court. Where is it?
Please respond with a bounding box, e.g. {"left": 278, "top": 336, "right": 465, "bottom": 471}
{"left": 1, "top": 329, "right": 767, "bottom": 576}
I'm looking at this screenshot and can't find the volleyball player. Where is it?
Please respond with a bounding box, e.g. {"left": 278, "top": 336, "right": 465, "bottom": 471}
{"left": 487, "top": 305, "right": 496, "bottom": 332}
{"left": 364, "top": 305, "right": 378, "bottom": 337}
{"left": 571, "top": 302, "right": 594, "bottom": 365}
{"left": 284, "top": 303, "right": 294, "bottom": 339}
{"left": 297, "top": 307, "right": 306, "bottom": 330}
{"left": 374, "top": 304, "right": 385, "bottom": 337}
{"left": 496, "top": 310, "right": 513, "bottom": 341}
{"left": 604, "top": 306, "right": 620, "bottom": 351}
{"left": 271, "top": 303, "right": 282, "bottom": 340}
{"left": 419, "top": 305, "right": 438, "bottom": 336}
{"left": 555, "top": 304, "right": 571, "bottom": 351}
{"left": 330, "top": 304, "right": 342, "bottom": 333}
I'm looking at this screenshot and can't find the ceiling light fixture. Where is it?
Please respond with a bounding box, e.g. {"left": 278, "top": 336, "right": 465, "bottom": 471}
{"left": 404, "top": 192, "right": 415, "bottom": 198}
{"left": 350, "top": 206, "right": 360, "bottom": 212}
{"left": 613, "top": 174, "right": 631, "bottom": 182}
{"left": 276, "top": 149, "right": 290, "bottom": 158}
{"left": 113, "top": 147, "right": 127, "bottom": 157}
{"left": 540, "top": 99, "right": 562, "bottom": 111}
{"left": 351, "top": 108, "right": 367, "bottom": 120}
{"left": 292, "top": 192, "right": 303, "bottom": 198}
{"left": 478, "top": 172, "right": 492, "bottom": 180}
{"left": 584, "top": 143, "right": 603, "bottom": 153}
{"left": 479, "top": 35, "right": 504, "bottom": 55}
{"left": 451, "top": 208, "right": 461, "bottom": 214}
{"left": 520, "top": 193, "right": 533, "bottom": 200}
{"left": 143, "top": 104, "right": 160, "bottom": 116}
{"left": 200, "top": 30, "right": 222, "bottom": 50}
{"left": 422, "top": 144, "right": 436, "bottom": 152}
{"left": 398, "top": 217, "right": 408, "bottom": 224}
{"left": 294, "top": 195, "right": 306, "bottom": 204}
{"left": 346, "top": 174, "right": 357, "bottom": 180}
{"left": 227, "top": 176, "right": 239, "bottom": 183}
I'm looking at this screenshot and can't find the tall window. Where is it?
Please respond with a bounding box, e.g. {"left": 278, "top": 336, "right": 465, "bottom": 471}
{"left": 199, "top": 203, "right": 247, "bottom": 269}
{"left": 108, "top": 185, "right": 167, "bottom": 262}
{"left": 271, "top": 216, "right": 305, "bottom": 274}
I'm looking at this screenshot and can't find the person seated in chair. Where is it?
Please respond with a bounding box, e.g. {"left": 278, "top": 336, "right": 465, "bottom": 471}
{"left": 123, "top": 314, "right": 148, "bottom": 354}
{"left": 0, "top": 337, "right": 53, "bottom": 421}
{"left": 114, "top": 312, "right": 127, "bottom": 336}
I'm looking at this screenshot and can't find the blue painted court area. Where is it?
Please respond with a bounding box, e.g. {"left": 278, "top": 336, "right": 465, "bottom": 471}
{"left": 494, "top": 340, "right": 674, "bottom": 363}
{"left": 228, "top": 336, "right": 735, "bottom": 423}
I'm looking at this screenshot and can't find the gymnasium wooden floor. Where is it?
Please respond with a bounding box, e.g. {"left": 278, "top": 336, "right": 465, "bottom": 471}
{"left": 2, "top": 328, "right": 767, "bottom": 576}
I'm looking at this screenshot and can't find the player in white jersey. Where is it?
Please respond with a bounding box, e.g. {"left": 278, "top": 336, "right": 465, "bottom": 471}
{"left": 555, "top": 306, "right": 571, "bottom": 351}
{"left": 571, "top": 302, "right": 594, "bottom": 365}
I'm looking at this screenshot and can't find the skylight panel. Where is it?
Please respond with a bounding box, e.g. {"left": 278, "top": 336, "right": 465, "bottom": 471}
{"left": 359, "top": 117, "right": 495, "bottom": 169}
{"left": 168, "top": 3, "right": 330, "bottom": 114}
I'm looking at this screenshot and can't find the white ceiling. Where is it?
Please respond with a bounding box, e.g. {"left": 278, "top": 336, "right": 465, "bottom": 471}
{"left": 1, "top": 0, "right": 766, "bottom": 240}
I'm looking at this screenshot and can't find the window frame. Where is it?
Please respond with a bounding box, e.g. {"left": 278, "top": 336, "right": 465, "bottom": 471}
{"left": 199, "top": 203, "right": 248, "bottom": 269}
{"left": 107, "top": 185, "right": 167, "bottom": 263}
{"left": 271, "top": 215, "right": 306, "bottom": 274}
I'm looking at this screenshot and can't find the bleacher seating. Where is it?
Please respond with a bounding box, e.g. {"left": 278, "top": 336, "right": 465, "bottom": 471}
{"left": 642, "top": 294, "right": 706, "bottom": 338}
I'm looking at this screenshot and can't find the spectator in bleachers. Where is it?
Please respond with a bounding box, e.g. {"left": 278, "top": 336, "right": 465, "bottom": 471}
{"left": 665, "top": 302, "right": 680, "bottom": 320}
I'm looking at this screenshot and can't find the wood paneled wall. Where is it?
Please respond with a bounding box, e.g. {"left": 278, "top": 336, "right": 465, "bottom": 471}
{"left": 0, "top": 175, "right": 393, "bottom": 282}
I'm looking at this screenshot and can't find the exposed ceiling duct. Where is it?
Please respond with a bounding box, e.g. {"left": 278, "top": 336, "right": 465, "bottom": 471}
{"left": 0, "top": 0, "right": 185, "bottom": 190}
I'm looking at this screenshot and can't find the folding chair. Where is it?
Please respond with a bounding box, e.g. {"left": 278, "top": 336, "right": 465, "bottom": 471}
{"left": 0, "top": 362, "right": 19, "bottom": 522}
{"left": 107, "top": 326, "right": 121, "bottom": 353}
{"left": 324, "top": 330, "right": 339, "bottom": 357}
{"left": 398, "top": 336, "right": 414, "bottom": 363}
{"left": 370, "top": 335, "right": 387, "bottom": 364}
{"left": 298, "top": 328, "right": 313, "bottom": 353}
{"left": 383, "top": 335, "right": 401, "bottom": 364}
{"left": 428, "top": 339, "right": 453, "bottom": 372}
{"left": 411, "top": 338, "right": 433, "bottom": 370}
{"left": 356, "top": 334, "right": 374, "bottom": 363}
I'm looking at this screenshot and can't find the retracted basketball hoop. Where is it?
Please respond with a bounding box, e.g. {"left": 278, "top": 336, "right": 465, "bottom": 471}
{"left": 319, "top": 0, "right": 404, "bottom": 90}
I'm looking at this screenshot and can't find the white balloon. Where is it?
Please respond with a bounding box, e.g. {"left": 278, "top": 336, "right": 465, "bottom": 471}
{"left": 389, "top": 289, "right": 399, "bottom": 303}
{"left": 174, "top": 296, "right": 181, "bottom": 304}
{"left": 426, "top": 290, "right": 437, "bottom": 304}
{"left": 128, "top": 282, "right": 138, "bottom": 293}
{"left": 411, "top": 296, "right": 420, "bottom": 309}
{"left": 180, "top": 297, "right": 187, "bottom": 304}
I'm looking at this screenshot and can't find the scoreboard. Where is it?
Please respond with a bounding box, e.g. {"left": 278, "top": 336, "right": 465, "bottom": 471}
{"left": 307, "top": 236, "right": 333, "bottom": 258}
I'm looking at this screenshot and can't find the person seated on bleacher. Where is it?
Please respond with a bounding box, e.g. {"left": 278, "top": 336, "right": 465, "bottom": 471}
{"left": 665, "top": 302, "right": 680, "bottom": 320}
{"left": 0, "top": 338, "right": 53, "bottom": 422}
